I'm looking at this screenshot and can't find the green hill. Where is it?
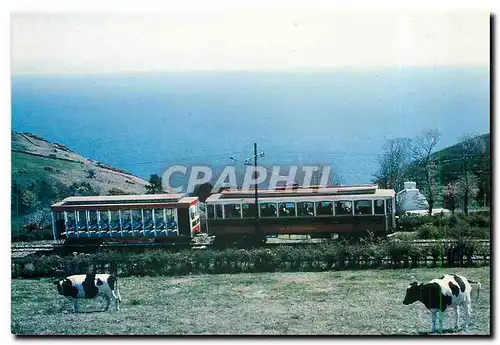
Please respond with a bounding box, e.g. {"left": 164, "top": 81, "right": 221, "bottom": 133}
{"left": 407, "top": 133, "right": 490, "bottom": 208}
{"left": 11, "top": 131, "right": 149, "bottom": 237}
{"left": 433, "top": 133, "right": 490, "bottom": 180}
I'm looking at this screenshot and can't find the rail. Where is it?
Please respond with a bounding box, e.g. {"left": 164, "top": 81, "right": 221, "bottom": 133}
{"left": 12, "top": 237, "right": 490, "bottom": 256}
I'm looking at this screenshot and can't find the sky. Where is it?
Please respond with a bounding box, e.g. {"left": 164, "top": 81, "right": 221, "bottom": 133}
{"left": 10, "top": 9, "right": 490, "bottom": 75}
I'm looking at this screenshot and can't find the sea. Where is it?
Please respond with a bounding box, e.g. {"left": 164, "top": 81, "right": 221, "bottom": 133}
{"left": 11, "top": 67, "right": 490, "bottom": 189}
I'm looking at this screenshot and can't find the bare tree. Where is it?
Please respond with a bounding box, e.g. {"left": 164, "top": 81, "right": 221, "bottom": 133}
{"left": 372, "top": 138, "right": 411, "bottom": 192}
{"left": 443, "top": 181, "right": 460, "bottom": 214}
{"left": 458, "top": 134, "right": 485, "bottom": 214}
{"left": 458, "top": 172, "right": 480, "bottom": 214}
{"left": 410, "top": 129, "right": 441, "bottom": 215}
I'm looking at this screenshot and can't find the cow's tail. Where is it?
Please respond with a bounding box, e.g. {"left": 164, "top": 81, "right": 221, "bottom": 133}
{"left": 469, "top": 280, "right": 481, "bottom": 299}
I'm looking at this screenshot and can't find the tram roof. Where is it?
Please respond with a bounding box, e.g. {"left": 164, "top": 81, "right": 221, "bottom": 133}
{"left": 51, "top": 193, "right": 198, "bottom": 210}
{"left": 205, "top": 185, "right": 395, "bottom": 203}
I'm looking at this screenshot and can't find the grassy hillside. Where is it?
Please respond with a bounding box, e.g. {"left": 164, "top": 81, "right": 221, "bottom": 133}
{"left": 11, "top": 131, "right": 149, "bottom": 237}
{"left": 433, "top": 133, "right": 490, "bottom": 184}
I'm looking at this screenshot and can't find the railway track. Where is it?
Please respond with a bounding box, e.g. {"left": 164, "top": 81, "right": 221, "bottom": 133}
{"left": 12, "top": 237, "right": 490, "bottom": 258}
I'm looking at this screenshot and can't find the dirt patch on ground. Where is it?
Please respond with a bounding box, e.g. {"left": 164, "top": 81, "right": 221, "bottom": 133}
{"left": 163, "top": 288, "right": 181, "bottom": 296}
{"left": 312, "top": 287, "right": 333, "bottom": 293}
{"left": 272, "top": 275, "right": 322, "bottom": 290}
{"left": 233, "top": 285, "right": 255, "bottom": 293}
{"left": 277, "top": 275, "right": 320, "bottom": 285}
{"left": 168, "top": 277, "right": 196, "bottom": 285}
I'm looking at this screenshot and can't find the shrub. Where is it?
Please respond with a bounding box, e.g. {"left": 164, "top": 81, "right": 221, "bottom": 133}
{"left": 11, "top": 238, "right": 489, "bottom": 279}
{"left": 12, "top": 228, "right": 53, "bottom": 242}
{"left": 408, "top": 244, "right": 424, "bottom": 267}
{"left": 475, "top": 244, "right": 490, "bottom": 262}
{"left": 398, "top": 213, "right": 441, "bottom": 231}
{"left": 395, "top": 231, "right": 418, "bottom": 241}
{"left": 468, "top": 212, "right": 490, "bottom": 228}
{"left": 86, "top": 169, "right": 96, "bottom": 179}
{"left": 385, "top": 240, "right": 417, "bottom": 267}
{"left": 417, "top": 224, "right": 445, "bottom": 240}
{"left": 446, "top": 221, "right": 472, "bottom": 240}
{"left": 19, "top": 189, "right": 39, "bottom": 214}
{"left": 428, "top": 243, "right": 445, "bottom": 266}
{"left": 470, "top": 227, "right": 490, "bottom": 239}
{"left": 107, "top": 188, "right": 130, "bottom": 196}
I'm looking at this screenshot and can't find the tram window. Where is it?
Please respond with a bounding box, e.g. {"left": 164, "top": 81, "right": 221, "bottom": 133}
{"left": 207, "top": 205, "right": 215, "bottom": 219}
{"left": 98, "top": 210, "right": 109, "bottom": 222}
{"left": 88, "top": 210, "right": 98, "bottom": 222}
{"left": 77, "top": 211, "right": 87, "bottom": 230}
{"left": 121, "top": 211, "right": 132, "bottom": 230}
{"left": 153, "top": 209, "right": 166, "bottom": 230}
{"left": 278, "top": 202, "right": 296, "bottom": 217}
{"left": 98, "top": 211, "right": 109, "bottom": 230}
{"left": 165, "top": 208, "right": 175, "bottom": 219}
{"left": 110, "top": 211, "right": 120, "bottom": 230}
{"left": 374, "top": 200, "right": 385, "bottom": 215}
{"left": 165, "top": 209, "right": 178, "bottom": 230}
{"left": 66, "top": 212, "right": 76, "bottom": 231}
{"left": 88, "top": 211, "right": 98, "bottom": 230}
{"left": 224, "top": 204, "right": 241, "bottom": 219}
{"left": 215, "top": 204, "right": 223, "bottom": 219}
{"left": 143, "top": 210, "right": 153, "bottom": 229}
{"left": 132, "top": 210, "right": 142, "bottom": 230}
{"left": 386, "top": 198, "right": 393, "bottom": 215}
{"left": 316, "top": 201, "right": 333, "bottom": 216}
{"left": 297, "top": 201, "right": 314, "bottom": 216}
{"left": 354, "top": 200, "right": 372, "bottom": 215}
{"left": 122, "top": 210, "right": 131, "bottom": 221}
{"left": 242, "top": 203, "right": 256, "bottom": 218}
{"left": 260, "top": 202, "right": 277, "bottom": 217}
{"left": 335, "top": 201, "right": 352, "bottom": 215}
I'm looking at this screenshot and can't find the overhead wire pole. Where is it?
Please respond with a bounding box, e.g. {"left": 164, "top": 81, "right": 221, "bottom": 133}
{"left": 232, "top": 144, "right": 266, "bottom": 246}
{"left": 253, "top": 142, "right": 260, "bottom": 244}
{"left": 233, "top": 143, "right": 265, "bottom": 246}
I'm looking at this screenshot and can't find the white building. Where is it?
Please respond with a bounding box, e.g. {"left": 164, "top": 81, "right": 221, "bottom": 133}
{"left": 396, "top": 181, "right": 449, "bottom": 215}
{"left": 396, "top": 181, "right": 428, "bottom": 213}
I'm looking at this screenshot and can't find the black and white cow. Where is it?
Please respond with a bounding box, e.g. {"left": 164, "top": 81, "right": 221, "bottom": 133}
{"left": 402, "top": 274, "right": 481, "bottom": 333}
{"left": 53, "top": 273, "right": 122, "bottom": 312}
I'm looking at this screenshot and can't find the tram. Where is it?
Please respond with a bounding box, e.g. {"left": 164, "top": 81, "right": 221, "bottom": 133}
{"left": 50, "top": 194, "right": 201, "bottom": 244}
{"left": 204, "top": 185, "right": 396, "bottom": 245}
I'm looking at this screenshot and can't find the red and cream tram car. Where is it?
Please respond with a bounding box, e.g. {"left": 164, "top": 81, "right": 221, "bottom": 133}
{"left": 51, "top": 194, "right": 201, "bottom": 243}
{"left": 205, "top": 185, "right": 396, "bottom": 244}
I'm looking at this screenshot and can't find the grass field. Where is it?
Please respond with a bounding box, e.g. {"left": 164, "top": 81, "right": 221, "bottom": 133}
{"left": 11, "top": 267, "right": 490, "bottom": 335}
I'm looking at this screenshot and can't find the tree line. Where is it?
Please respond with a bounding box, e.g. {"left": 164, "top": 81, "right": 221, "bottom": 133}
{"left": 373, "top": 129, "right": 489, "bottom": 215}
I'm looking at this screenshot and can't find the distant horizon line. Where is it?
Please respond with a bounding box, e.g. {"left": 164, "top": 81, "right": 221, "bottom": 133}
{"left": 11, "top": 64, "right": 490, "bottom": 78}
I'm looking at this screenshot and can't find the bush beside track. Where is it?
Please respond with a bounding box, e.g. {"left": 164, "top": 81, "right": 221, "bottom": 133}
{"left": 12, "top": 238, "right": 490, "bottom": 279}
{"left": 397, "top": 211, "right": 490, "bottom": 236}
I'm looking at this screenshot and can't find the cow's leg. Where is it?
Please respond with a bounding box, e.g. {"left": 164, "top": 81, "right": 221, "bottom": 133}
{"left": 464, "top": 302, "right": 472, "bottom": 331}
{"left": 430, "top": 309, "right": 437, "bottom": 333}
{"left": 111, "top": 291, "right": 120, "bottom": 311}
{"left": 437, "top": 311, "right": 444, "bottom": 334}
{"left": 101, "top": 293, "right": 111, "bottom": 311}
{"left": 454, "top": 306, "right": 460, "bottom": 330}
{"left": 73, "top": 299, "right": 79, "bottom": 313}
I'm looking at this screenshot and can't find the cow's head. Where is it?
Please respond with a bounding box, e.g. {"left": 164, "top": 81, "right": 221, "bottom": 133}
{"left": 403, "top": 281, "right": 421, "bottom": 305}
{"left": 53, "top": 278, "right": 74, "bottom": 296}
